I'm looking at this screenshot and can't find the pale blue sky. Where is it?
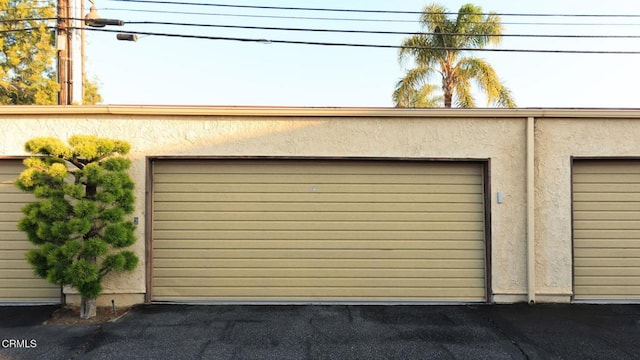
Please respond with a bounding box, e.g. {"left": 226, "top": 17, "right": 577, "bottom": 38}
{"left": 85, "top": 0, "right": 640, "bottom": 108}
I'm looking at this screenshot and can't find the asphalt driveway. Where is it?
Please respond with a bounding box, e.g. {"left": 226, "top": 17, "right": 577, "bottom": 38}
{"left": 1, "top": 304, "right": 640, "bottom": 359}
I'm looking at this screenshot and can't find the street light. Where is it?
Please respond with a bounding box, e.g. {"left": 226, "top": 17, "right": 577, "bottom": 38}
{"left": 84, "top": 1, "right": 132, "bottom": 41}
{"left": 84, "top": 0, "right": 125, "bottom": 27}
{"left": 116, "top": 33, "right": 138, "bottom": 42}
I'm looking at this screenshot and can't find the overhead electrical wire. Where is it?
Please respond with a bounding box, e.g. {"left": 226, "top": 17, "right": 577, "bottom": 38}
{"left": 125, "top": 20, "right": 640, "bottom": 39}
{"left": 112, "top": 0, "right": 426, "bottom": 15}
{"left": 90, "top": 2, "right": 640, "bottom": 54}
{"left": 107, "top": 0, "right": 640, "bottom": 18}
{"left": 0, "top": 17, "right": 56, "bottom": 23}
{"left": 3, "top": 16, "right": 639, "bottom": 43}
{"left": 100, "top": 0, "right": 640, "bottom": 27}
{"left": 2, "top": 16, "right": 638, "bottom": 40}
{"left": 8, "top": 2, "right": 640, "bottom": 26}
{"left": 78, "top": 27, "right": 640, "bottom": 55}
{"left": 102, "top": 8, "right": 420, "bottom": 23}
{"left": 2, "top": 0, "right": 638, "bottom": 55}
{"left": 3, "top": 16, "right": 639, "bottom": 41}
{"left": 101, "top": 7, "right": 640, "bottom": 26}
{"left": 0, "top": 27, "right": 53, "bottom": 34}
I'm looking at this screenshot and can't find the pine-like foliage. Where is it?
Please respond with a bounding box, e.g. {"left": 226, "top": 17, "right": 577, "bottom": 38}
{"left": 15, "top": 135, "right": 138, "bottom": 300}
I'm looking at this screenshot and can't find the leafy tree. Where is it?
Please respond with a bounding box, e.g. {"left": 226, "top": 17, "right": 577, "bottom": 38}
{"left": 0, "top": 0, "right": 58, "bottom": 104}
{"left": 83, "top": 76, "right": 103, "bottom": 105}
{"left": 0, "top": 0, "right": 102, "bottom": 104}
{"left": 393, "top": 81, "right": 442, "bottom": 108}
{"left": 15, "top": 136, "right": 138, "bottom": 319}
{"left": 395, "top": 3, "right": 516, "bottom": 108}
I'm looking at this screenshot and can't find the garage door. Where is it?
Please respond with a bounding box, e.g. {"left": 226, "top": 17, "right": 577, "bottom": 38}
{"left": 152, "top": 159, "right": 487, "bottom": 303}
{"left": 573, "top": 160, "right": 640, "bottom": 301}
{"left": 0, "top": 160, "right": 59, "bottom": 303}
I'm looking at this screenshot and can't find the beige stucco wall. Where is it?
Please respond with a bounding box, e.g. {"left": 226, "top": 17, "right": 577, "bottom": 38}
{"left": 534, "top": 117, "right": 640, "bottom": 301}
{"left": 4, "top": 106, "right": 638, "bottom": 305}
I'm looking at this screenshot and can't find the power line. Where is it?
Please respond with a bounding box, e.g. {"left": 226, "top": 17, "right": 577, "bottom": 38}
{"left": 110, "top": 0, "right": 424, "bottom": 15}
{"left": 0, "top": 27, "right": 52, "bottom": 33}
{"left": 2, "top": 17, "right": 638, "bottom": 40}
{"left": 79, "top": 27, "right": 640, "bottom": 54}
{"left": 0, "top": 23, "right": 632, "bottom": 55}
{"left": 102, "top": 8, "right": 419, "bottom": 23}
{"left": 108, "top": 0, "right": 640, "bottom": 18}
{"left": 0, "top": 17, "right": 56, "bottom": 23}
{"left": 102, "top": 8, "right": 640, "bottom": 26}
{"left": 3, "top": 16, "right": 639, "bottom": 41}
{"left": 3, "top": 16, "right": 636, "bottom": 39}
{"left": 125, "top": 20, "right": 640, "bottom": 39}
{"left": 2, "top": 16, "right": 638, "bottom": 41}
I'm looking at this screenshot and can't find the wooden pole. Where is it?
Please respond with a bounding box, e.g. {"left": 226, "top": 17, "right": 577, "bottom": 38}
{"left": 57, "top": 0, "right": 70, "bottom": 105}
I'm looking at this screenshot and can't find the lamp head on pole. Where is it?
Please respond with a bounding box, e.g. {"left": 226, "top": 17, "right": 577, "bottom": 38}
{"left": 84, "top": 0, "right": 104, "bottom": 27}
{"left": 85, "top": 0, "right": 125, "bottom": 27}
{"left": 116, "top": 33, "right": 138, "bottom": 41}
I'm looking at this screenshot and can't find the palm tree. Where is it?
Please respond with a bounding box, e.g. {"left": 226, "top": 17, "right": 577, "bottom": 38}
{"left": 393, "top": 73, "right": 442, "bottom": 108}
{"left": 395, "top": 3, "right": 516, "bottom": 108}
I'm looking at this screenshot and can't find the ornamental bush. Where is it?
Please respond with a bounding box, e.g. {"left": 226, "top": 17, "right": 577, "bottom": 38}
{"left": 15, "top": 135, "right": 138, "bottom": 319}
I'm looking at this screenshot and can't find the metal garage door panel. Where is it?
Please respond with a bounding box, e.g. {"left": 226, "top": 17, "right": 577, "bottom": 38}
{"left": 573, "top": 160, "right": 640, "bottom": 301}
{"left": 152, "top": 160, "right": 487, "bottom": 303}
{"left": 0, "top": 160, "right": 59, "bottom": 303}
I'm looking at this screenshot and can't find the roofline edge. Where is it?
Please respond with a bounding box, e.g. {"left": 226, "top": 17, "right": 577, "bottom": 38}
{"left": 0, "top": 106, "right": 639, "bottom": 118}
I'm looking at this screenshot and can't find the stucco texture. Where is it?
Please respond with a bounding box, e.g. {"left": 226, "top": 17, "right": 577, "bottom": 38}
{"left": 1, "top": 113, "right": 528, "bottom": 303}
{"left": 534, "top": 118, "right": 640, "bottom": 299}
{"left": 17, "top": 107, "right": 639, "bottom": 303}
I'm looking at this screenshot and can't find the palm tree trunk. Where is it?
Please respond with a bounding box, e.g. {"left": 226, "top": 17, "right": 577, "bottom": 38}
{"left": 444, "top": 93, "right": 453, "bottom": 108}
{"left": 442, "top": 75, "right": 454, "bottom": 108}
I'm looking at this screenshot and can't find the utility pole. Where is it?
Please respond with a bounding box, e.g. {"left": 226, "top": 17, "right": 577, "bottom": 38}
{"left": 70, "top": 0, "right": 84, "bottom": 104}
{"left": 57, "top": 0, "right": 70, "bottom": 105}
{"left": 58, "top": 0, "right": 126, "bottom": 105}
{"left": 57, "top": 0, "right": 84, "bottom": 105}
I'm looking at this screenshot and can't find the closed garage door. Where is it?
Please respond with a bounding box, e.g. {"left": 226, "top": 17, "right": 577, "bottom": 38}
{"left": 0, "top": 160, "right": 59, "bottom": 303}
{"left": 573, "top": 160, "right": 640, "bottom": 301}
{"left": 152, "top": 159, "right": 487, "bottom": 303}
